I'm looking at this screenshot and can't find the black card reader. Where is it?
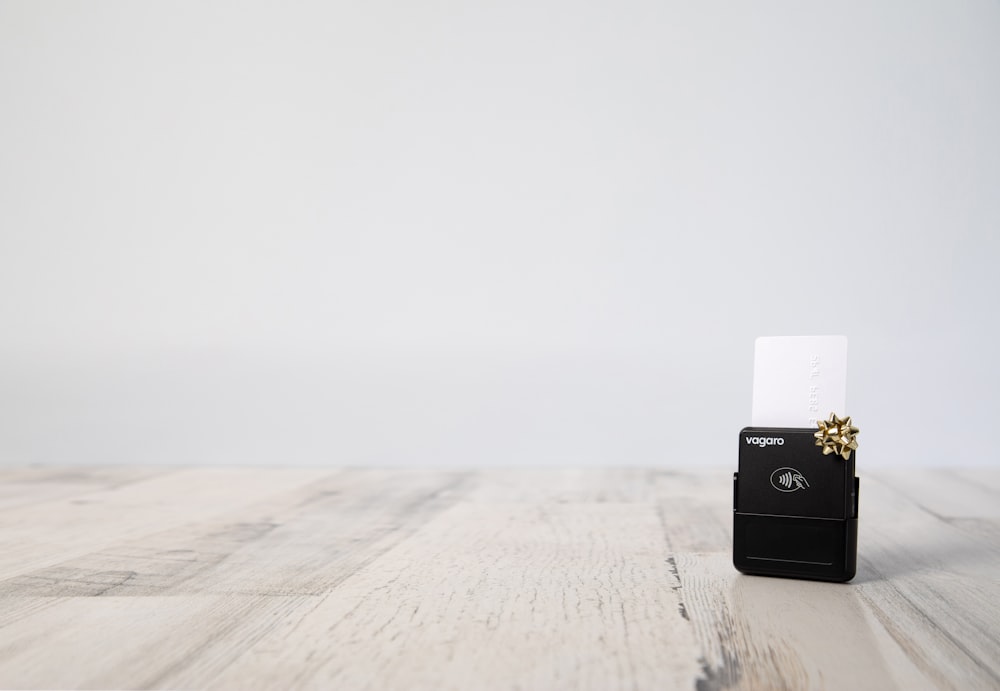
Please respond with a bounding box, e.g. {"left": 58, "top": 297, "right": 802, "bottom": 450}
{"left": 733, "top": 427, "right": 859, "bottom": 582}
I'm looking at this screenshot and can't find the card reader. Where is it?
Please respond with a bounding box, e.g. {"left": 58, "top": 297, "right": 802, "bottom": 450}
{"left": 733, "top": 426, "right": 859, "bottom": 582}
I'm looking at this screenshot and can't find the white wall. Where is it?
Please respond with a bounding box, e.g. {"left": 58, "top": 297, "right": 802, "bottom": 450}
{"left": 1, "top": 0, "right": 998, "bottom": 467}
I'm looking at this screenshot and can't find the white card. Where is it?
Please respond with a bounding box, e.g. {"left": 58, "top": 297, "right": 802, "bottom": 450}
{"left": 751, "top": 335, "right": 847, "bottom": 428}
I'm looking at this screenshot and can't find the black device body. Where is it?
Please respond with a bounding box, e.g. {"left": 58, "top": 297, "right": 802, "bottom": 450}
{"left": 733, "top": 427, "right": 858, "bottom": 582}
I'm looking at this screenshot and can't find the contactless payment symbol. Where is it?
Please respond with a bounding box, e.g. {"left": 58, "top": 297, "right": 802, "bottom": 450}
{"left": 770, "top": 467, "right": 809, "bottom": 492}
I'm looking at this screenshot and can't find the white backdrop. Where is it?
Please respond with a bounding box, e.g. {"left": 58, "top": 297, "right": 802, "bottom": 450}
{"left": 1, "top": 0, "right": 998, "bottom": 467}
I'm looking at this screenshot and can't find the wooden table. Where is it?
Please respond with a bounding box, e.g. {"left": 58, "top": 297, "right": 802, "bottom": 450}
{"left": 0, "top": 467, "right": 997, "bottom": 690}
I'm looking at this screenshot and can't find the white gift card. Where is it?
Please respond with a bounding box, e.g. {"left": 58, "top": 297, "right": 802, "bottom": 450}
{"left": 751, "top": 335, "right": 847, "bottom": 428}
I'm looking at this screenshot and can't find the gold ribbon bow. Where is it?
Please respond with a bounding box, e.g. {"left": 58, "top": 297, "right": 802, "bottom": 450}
{"left": 814, "top": 413, "right": 859, "bottom": 460}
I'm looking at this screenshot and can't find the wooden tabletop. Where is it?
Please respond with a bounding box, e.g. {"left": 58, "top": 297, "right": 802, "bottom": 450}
{"left": 0, "top": 467, "right": 997, "bottom": 690}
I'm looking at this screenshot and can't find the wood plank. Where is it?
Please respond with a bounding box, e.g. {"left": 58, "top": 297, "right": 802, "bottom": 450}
{"left": 0, "top": 466, "right": 172, "bottom": 486}
{"left": 0, "top": 469, "right": 471, "bottom": 688}
{"left": 852, "top": 473, "right": 1000, "bottom": 689}
{"left": 0, "top": 469, "right": 468, "bottom": 598}
{"left": 462, "top": 467, "right": 660, "bottom": 503}
{"left": 0, "top": 466, "right": 175, "bottom": 511}
{"left": 673, "top": 552, "right": 934, "bottom": 690}
{"left": 203, "top": 500, "right": 703, "bottom": 690}
{"left": 867, "top": 468, "right": 1000, "bottom": 519}
{"left": 0, "top": 595, "right": 298, "bottom": 689}
{"left": 0, "top": 467, "right": 996, "bottom": 690}
{"left": 949, "top": 467, "right": 1000, "bottom": 492}
{"left": 0, "top": 468, "right": 336, "bottom": 581}
{"left": 650, "top": 468, "right": 732, "bottom": 553}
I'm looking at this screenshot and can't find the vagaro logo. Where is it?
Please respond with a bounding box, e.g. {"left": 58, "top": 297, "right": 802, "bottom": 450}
{"left": 745, "top": 436, "right": 784, "bottom": 448}
{"left": 770, "top": 467, "right": 809, "bottom": 492}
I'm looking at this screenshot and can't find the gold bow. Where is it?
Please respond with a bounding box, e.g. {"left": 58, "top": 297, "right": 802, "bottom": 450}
{"left": 814, "top": 413, "right": 859, "bottom": 460}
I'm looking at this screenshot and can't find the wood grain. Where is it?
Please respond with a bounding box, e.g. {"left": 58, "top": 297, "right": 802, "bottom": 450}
{"left": 0, "top": 468, "right": 997, "bottom": 690}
